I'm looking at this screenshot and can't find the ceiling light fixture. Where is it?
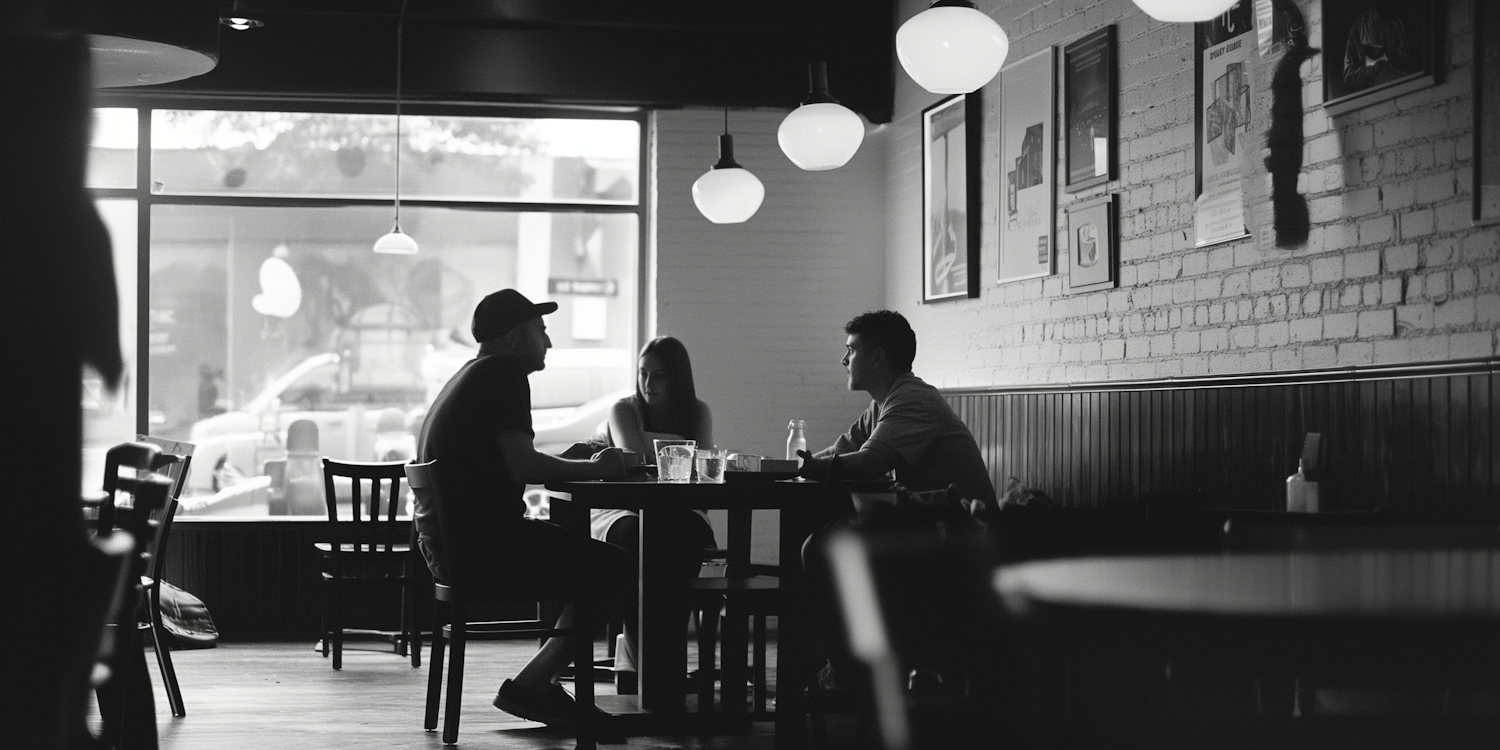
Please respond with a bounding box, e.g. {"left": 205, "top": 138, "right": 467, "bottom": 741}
{"left": 777, "top": 62, "right": 865, "bottom": 171}
{"left": 692, "top": 108, "right": 765, "bottom": 224}
{"left": 895, "top": 0, "right": 1009, "bottom": 95}
{"left": 373, "top": 0, "right": 417, "bottom": 255}
{"left": 220, "top": 1, "right": 264, "bottom": 30}
{"left": 1130, "top": 0, "right": 1239, "bottom": 23}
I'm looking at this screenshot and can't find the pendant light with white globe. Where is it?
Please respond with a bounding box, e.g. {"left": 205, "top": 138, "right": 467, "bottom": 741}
{"left": 373, "top": 0, "right": 417, "bottom": 254}
{"left": 1131, "top": 0, "right": 1240, "bottom": 23}
{"left": 778, "top": 62, "right": 865, "bottom": 171}
{"left": 692, "top": 108, "right": 765, "bottom": 224}
{"left": 896, "top": 0, "right": 1009, "bottom": 95}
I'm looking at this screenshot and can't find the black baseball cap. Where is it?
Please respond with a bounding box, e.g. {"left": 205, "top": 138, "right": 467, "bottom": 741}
{"left": 471, "top": 289, "right": 558, "bottom": 342}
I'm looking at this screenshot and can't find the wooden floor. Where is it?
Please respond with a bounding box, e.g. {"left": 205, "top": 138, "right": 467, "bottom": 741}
{"left": 119, "top": 638, "right": 851, "bottom": 750}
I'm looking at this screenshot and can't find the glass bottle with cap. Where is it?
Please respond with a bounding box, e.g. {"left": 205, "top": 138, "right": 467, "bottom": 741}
{"left": 786, "top": 419, "right": 807, "bottom": 465}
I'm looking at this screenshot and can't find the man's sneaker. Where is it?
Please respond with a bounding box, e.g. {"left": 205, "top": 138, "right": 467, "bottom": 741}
{"left": 493, "top": 679, "right": 619, "bottom": 739}
{"left": 493, "top": 679, "right": 575, "bottom": 726}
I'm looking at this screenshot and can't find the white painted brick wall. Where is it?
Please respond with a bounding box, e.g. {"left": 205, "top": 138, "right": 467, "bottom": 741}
{"left": 883, "top": 0, "right": 1500, "bottom": 391}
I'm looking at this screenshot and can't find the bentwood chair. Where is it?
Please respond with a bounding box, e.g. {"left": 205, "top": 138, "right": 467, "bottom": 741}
{"left": 316, "top": 458, "right": 421, "bottom": 670}
{"left": 405, "top": 460, "right": 577, "bottom": 745}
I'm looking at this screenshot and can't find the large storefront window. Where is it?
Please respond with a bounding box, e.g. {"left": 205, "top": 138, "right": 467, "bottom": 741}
{"left": 87, "top": 104, "right": 644, "bottom": 516}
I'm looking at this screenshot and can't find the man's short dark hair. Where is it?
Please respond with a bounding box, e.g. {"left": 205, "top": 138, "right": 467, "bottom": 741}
{"left": 845, "top": 310, "right": 916, "bottom": 373}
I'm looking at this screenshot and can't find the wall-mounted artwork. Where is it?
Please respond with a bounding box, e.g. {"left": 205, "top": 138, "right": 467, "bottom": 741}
{"left": 921, "top": 93, "right": 981, "bottom": 302}
{"left": 998, "top": 47, "right": 1056, "bottom": 285}
{"left": 1063, "top": 26, "right": 1115, "bottom": 193}
{"left": 1193, "top": 0, "right": 1253, "bottom": 247}
{"left": 1321, "top": 0, "right": 1438, "bottom": 116}
{"left": 1066, "top": 194, "right": 1115, "bottom": 294}
{"left": 1475, "top": 1, "right": 1500, "bottom": 225}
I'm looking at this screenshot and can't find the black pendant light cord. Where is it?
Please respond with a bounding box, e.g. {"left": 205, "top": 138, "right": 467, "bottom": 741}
{"left": 393, "top": 0, "right": 407, "bottom": 228}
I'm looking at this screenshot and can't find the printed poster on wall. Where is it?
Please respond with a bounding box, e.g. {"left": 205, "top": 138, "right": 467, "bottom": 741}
{"left": 1194, "top": 1, "right": 1254, "bottom": 247}
{"left": 998, "top": 47, "right": 1056, "bottom": 284}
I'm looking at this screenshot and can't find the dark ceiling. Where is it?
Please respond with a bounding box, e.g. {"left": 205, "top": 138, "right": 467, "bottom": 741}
{"left": 143, "top": 0, "right": 897, "bottom": 124}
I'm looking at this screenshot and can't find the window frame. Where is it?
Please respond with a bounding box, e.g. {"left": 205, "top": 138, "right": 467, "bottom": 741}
{"left": 89, "top": 94, "right": 651, "bottom": 437}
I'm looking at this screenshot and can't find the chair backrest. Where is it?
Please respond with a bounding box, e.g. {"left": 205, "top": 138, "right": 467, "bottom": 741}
{"left": 99, "top": 442, "right": 160, "bottom": 535}
{"left": 1222, "top": 517, "right": 1500, "bottom": 553}
{"left": 403, "top": 459, "right": 458, "bottom": 587}
{"left": 321, "top": 458, "right": 410, "bottom": 556}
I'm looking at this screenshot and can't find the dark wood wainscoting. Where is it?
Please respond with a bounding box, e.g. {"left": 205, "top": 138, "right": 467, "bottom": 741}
{"left": 162, "top": 520, "right": 422, "bottom": 640}
{"left": 946, "top": 358, "right": 1499, "bottom": 517}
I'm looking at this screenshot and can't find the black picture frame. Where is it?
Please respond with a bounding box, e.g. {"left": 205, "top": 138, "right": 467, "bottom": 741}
{"left": 1066, "top": 194, "right": 1115, "bottom": 294}
{"left": 1322, "top": 0, "right": 1439, "bottom": 116}
{"left": 1474, "top": 1, "right": 1500, "bottom": 226}
{"left": 920, "top": 92, "right": 981, "bottom": 302}
{"left": 1063, "top": 25, "right": 1115, "bottom": 193}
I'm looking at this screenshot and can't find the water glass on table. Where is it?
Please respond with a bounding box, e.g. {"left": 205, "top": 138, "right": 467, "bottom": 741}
{"left": 695, "top": 449, "right": 728, "bottom": 484}
{"left": 655, "top": 440, "right": 696, "bottom": 483}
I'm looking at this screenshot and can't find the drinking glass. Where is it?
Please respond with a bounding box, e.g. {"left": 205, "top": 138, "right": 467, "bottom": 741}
{"left": 695, "top": 449, "right": 728, "bottom": 484}
{"left": 656, "top": 441, "right": 696, "bottom": 483}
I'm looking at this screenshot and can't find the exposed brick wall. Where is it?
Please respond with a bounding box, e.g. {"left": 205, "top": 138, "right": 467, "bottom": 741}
{"left": 887, "top": 0, "right": 1500, "bottom": 387}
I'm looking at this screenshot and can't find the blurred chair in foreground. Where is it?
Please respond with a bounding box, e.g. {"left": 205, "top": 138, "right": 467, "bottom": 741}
{"left": 825, "top": 525, "right": 1004, "bottom": 750}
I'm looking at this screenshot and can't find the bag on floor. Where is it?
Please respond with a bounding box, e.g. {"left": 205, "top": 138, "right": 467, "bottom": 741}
{"left": 158, "top": 580, "right": 219, "bottom": 649}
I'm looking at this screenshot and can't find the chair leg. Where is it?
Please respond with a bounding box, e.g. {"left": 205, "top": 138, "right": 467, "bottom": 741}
{"left": 443, "top": 605, "right": 466, "bottom": 745}
{"left": 331, "top": 578, "right": 344, "bottom": 671}
{"left": 319, "top": 577, "right": 331, "bottom": 659}
{"left": 698, "top": 603, "right": 720, "bottom": 712}
{"left": 406, "top": 578, "right": 421, "bottom": 668}
{"left": 148, "top": 593, "right": 186, "bottom": 717}
{"left": 425, "top": 600, "right": 446, "bottom": 732}
{"left": 753, "top": 613, "right": 768, "bottom": 715}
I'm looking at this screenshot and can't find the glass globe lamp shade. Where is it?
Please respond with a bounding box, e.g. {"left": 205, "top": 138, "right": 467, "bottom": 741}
{"left": 1131, "top": 0, "right": 1239, "bottom": 22}
{"left": 778, "top": 102, "right": 865, "bottom": 171}
{"left": 896, "top": 3, "right": 1009, "bottom": 94}
{"left": 692, "top": 168, "right": 765, "bottom": 224}
{"left": 373, "top": 228, "right": 419, "bottom": 254}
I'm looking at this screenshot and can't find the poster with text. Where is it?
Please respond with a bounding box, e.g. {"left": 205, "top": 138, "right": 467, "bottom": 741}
{"left": 998, "top": 47, "right": 1056, "bottom": 284}
{"left": 1194, "top": 1, "right": 1254, "bottom": 247}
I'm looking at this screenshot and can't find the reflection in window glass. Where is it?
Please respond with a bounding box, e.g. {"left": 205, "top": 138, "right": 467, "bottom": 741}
{"left": 149, "top": 204, "right": 637, "bottom": 515}
{"left": 82, "top": 199, "right": 138, "bottom": 491}
{"left": 151, "top": 110, "right": 639, "bottom": 203}
{"left": 88, "top": 108, "right": 137, "bottom": 189}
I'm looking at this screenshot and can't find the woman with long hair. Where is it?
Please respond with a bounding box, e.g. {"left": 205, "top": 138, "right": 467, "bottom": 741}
{"left": 590, "top": 336, "right": 717, "bottom": 561}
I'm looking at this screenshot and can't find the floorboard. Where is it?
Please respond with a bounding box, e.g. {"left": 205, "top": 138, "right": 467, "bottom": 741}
{"left": 108, "top": 638, "right": 816, "bottom": 750}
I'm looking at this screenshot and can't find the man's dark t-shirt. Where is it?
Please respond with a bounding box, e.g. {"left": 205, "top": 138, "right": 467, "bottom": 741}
{"left": 415, "top": 353, "right": 531, "bottom": 581}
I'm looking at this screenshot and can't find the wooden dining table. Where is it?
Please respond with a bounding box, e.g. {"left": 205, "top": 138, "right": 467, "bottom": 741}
{"left": 992, "top": 550, "right": 1500, "bottom": 746}
{"left": 546, "top": 475, "right": 858, "bottom": 749}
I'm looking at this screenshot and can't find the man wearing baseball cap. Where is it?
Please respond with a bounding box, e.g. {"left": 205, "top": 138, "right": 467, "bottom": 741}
{"left": 416, "top": 289, "right": 631, "bottom": 730}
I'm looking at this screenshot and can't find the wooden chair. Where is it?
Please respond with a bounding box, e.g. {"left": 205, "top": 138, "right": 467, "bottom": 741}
{"left": 92, "top": 441, "right": 191, "bottom": 717}
{"left": 404, "top": 460, "right": 576, "bottom": 745}
{"left": 824, "top": 524, "right": 1004, "bottom": 750}
{"left": 95, "top": 463, "right": 176, "bottom": 750}
{"left": 688, "top": 514, "right": 783, "bottom": 720}
{"left": 137, "top": 446, "right": 193, "bottom": 717}
{"left": 316, "top": 458, "right": 421, "bottom": 670}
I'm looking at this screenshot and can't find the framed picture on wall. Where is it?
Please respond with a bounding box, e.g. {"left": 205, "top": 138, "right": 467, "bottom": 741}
{"left": 1063, "top": 25, "right": 1115, "bottom": 193}
{"left": 1192, "top": 0, "right": 1253, "bottom": 247}
{"left": 1475, "top": 1, "right": 1500, "bottom": 225}
{"left": 1322, "top": 0, "right": 1438, "bottom": 116}
{"left": 998, "top": 47, "right": 1056, "bottom": 285}
{"left": 1066, "top": 194, "right": 1115, "bottom": 294}
{"left": 921, "top": 92, "right": 981, "bottom": 302}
